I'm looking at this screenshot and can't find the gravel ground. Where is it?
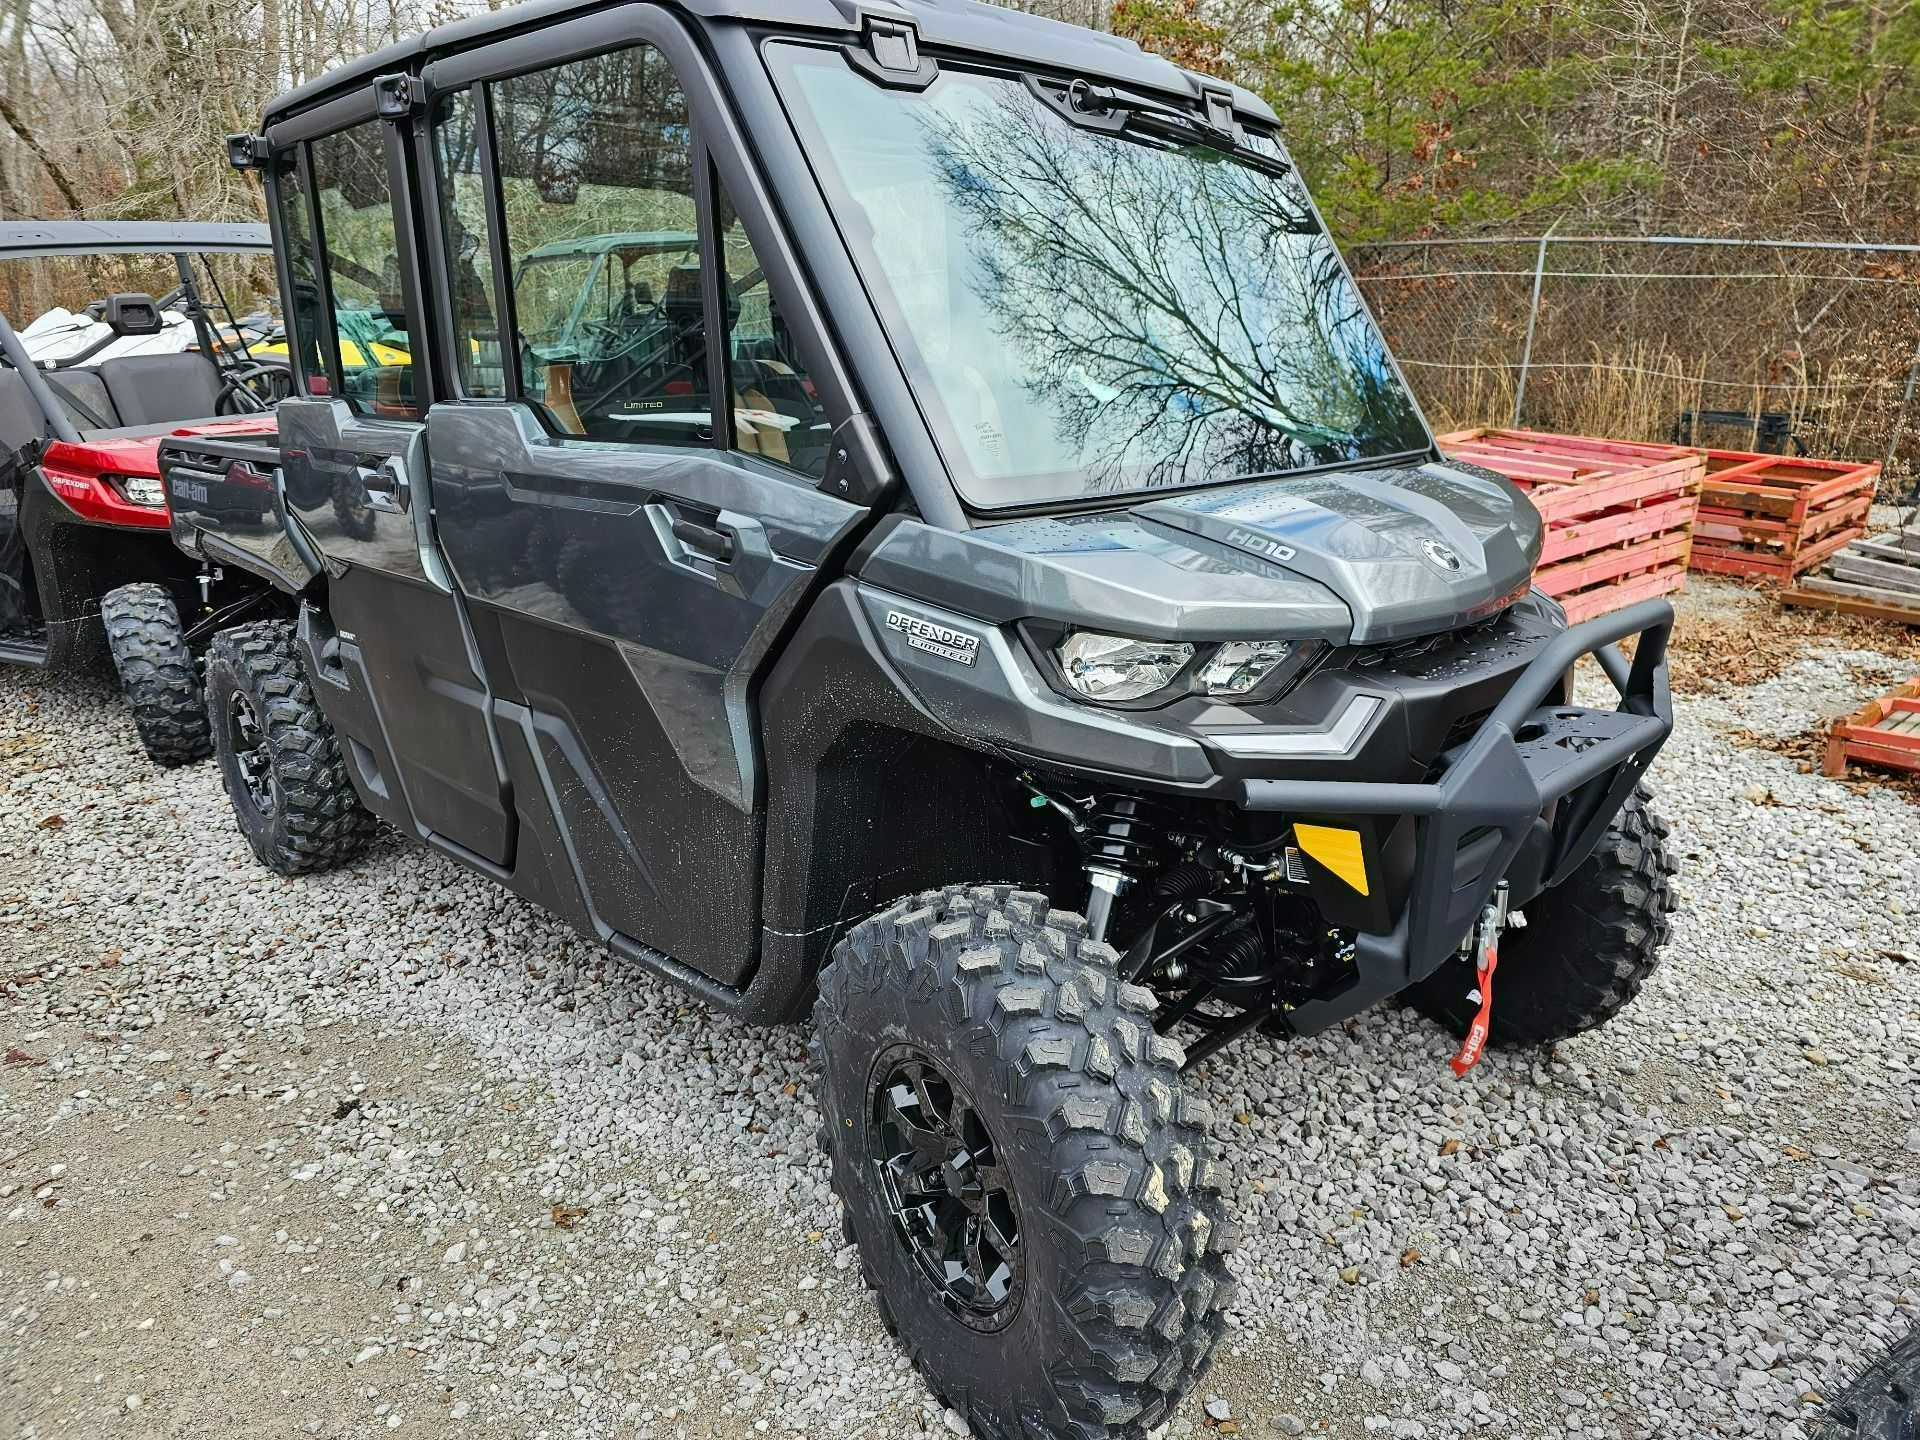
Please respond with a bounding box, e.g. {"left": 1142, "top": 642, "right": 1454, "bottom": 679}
{"left": 3, "top": 576, "right": 1918, "bottom": 1440}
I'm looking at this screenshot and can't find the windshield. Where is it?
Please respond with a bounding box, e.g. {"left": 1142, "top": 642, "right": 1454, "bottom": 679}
{"left": 770, "top": 46, "right": 1430, "bottom": 509}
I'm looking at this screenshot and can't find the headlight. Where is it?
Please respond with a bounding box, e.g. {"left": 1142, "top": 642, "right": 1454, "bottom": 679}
{"left": 1196, "top": 639, "right": 1298, "bottom": 696}
{"left": 1056, "top": 631, "right": 1193, "bottom": 701}
{"left": 117, "top": 475, "right": 166, "bottom": 507}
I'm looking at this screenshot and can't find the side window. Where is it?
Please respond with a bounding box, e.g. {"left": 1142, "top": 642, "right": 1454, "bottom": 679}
{"left": 713, "top": 175, "right": 830, "bottom": 477}
{"left": 432, "top": 90, "right": 505, "bottom": 398}
{"left": 309, "top": 119, "right": 418, "bottom": 417}
{"left": 271, "top": 150, "right": 327, "bottom": 395}
{"left": 488, "top": 46, "right": 708, "bottom": 443}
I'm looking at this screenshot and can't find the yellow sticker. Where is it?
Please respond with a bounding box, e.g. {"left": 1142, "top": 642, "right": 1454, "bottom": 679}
{"left": 1294, "top": 824, "right": 1369, "bottom": 896}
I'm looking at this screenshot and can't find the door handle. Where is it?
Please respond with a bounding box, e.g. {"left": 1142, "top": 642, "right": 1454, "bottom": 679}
{"left": 359, "top": 456, "right": 410, "bottom": 514}
{"left": 670, "top": 517, "right": 734, "bottom": 563}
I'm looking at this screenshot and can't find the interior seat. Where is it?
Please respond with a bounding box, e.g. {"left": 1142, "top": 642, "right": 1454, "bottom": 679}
{"left": 0, "top": 369, "right": 46, "bottom": 461}
{"left": 42, "top": 369, "right": 121, "bottom": 431}
{"left": 98, "top": 353, "right": 223, "bottom": 427}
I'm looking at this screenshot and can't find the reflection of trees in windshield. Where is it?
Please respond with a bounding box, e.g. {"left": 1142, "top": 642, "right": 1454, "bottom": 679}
{"left": 922, "top": 85, "right": 1423, "bottom": 490}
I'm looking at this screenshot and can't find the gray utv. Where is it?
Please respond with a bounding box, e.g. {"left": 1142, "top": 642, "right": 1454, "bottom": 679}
{"left": 186, "top": 1, "right": 1677, "bottom": 1433}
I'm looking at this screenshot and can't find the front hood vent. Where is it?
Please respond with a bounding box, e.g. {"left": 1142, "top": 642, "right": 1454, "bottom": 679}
{"left": 1129, "top": 462, "right": 1541, "bottom": 643}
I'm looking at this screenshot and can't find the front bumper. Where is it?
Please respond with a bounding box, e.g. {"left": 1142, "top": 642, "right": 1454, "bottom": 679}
{"left": 1238, "top": 598, "right": 1675, "bottom": 1036}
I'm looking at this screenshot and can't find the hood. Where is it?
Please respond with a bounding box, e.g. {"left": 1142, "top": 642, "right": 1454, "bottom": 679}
{"left": 857, "top": 461, "right": 1544, "bottom": 646}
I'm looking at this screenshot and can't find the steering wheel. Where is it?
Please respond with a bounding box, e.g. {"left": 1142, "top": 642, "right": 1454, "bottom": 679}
{"left": 216, "top": 361, "right": 294, "bottom": 414}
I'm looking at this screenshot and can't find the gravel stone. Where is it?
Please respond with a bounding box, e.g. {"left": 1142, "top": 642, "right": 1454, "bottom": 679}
{"left": 3, "top": 578, "right": 1917, "bottom": 1438}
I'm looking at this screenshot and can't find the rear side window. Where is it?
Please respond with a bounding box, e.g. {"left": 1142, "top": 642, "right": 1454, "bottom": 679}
{"left": 271, "top": 151, "right": 326, "bottom": 394}
{"left": 309, "top": 119, "right": 419, "bottom": 417}
{"left": 432, "top": 90, "right": 505, "bottom": 399}
{"left": 480, "top": 45, "right": 711, "bottom": 444}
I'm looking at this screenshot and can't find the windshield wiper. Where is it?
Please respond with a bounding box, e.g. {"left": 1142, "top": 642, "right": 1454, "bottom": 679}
{"left": 1025, "top": 76, "right": 1291, "bottom": 178}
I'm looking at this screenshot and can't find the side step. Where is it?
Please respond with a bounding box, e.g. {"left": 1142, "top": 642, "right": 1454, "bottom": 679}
{"left": 0, "top": 631, "right": 50, "bottom": 668}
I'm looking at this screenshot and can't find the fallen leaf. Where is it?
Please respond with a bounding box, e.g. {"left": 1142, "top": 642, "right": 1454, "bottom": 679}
{"left": 1803, "top": 1048, "right": 1829, "bottom": 1066}
{"left": 1722, "top": 1203, "right": 1744, "bottom": 1222}
{"left": 1782, "top": 1145, "right": 1811, "bottom": 1161}
{"left": 780, "top": 1081, "right": 797, "bottom": 1097}
{"left": 37, "top": 814, "right": 64, "bottom": 829}
{"left": 1338, "top": 1266, "right": 1360, "bottom": 1285}
{"left": 1878, "top": 949, "right": 1916, "bottom": 965}
{"left": 3, "top": 1048, "right": 46, "bottom": 1067}
{"left": 805, "top": 1231, "right": 823, "bottom": 1243}
{"left": 551, "top": 1202, "right": 587, "bottom": 1229}
{"left": 1400, "top": 1247, "right": 1421, "bottom": 1268}
{"left": 1439, "top": 1137, "right": 1461, "bottom": 1157}
{"left": 1831, "top": 962, "right": 1887, "bottom": 986}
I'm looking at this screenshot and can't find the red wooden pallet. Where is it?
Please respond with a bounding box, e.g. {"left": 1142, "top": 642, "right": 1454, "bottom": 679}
{"left": 1437, "top": 427, "right": 1705, "bottom": 621}
{"left": 1688, "top": 450, "right": 1880, "bottom": 582}
{"left": 1823, "top": 676, "right": 1920, "bottom": 777}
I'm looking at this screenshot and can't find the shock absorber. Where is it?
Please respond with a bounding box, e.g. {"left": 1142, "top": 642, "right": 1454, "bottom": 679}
{"left": 1081, "top": 793, "right": 1167, "bottom": 943}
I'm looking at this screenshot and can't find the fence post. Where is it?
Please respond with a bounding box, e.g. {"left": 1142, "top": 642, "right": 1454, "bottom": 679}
{"left": 1886, "top": 332, "right": 1920, "bottom": 481}
{"left": 1512, "top": 232, "right": 1553, "bottom": 428}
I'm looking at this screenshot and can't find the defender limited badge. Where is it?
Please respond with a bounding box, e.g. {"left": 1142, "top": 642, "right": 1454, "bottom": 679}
{"left": 1224, "top": 527, "right": 1296, "bottom": 563}
{"left": 885, "top": 609, "right": 980, "bottom": 667}
{"left": 1420, "top": 538, "right": 1465, "bottom": 572}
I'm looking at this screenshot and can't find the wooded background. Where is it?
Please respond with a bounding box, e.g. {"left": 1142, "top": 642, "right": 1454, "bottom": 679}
{"left": 5, "top": 0, "right": 1911, "bottom": 245}
{"left": 2, "top": 0, "right": 1916, "bottom": 471}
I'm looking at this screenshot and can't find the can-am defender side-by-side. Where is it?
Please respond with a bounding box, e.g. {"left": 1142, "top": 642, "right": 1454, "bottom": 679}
{"left": 200, "top": 3, "right": 1676, "bottom": 1433}
{"left": 0, "top": 222, "right": 286, "bottom": 764}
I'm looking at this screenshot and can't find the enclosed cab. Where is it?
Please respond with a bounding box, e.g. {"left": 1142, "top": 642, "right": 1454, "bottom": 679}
{"left": 208, "top": 3, "right": 1678, "bottom": 1434}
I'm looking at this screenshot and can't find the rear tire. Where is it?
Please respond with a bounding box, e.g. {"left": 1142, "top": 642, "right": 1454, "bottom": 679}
{"left": 1406, "top": 786, "right": 1676, "bottom": 1047}
{"left": 204, "top": 619, "right": 377, "bottom": 875}
{"left": 813, "top": 884, "right": 1236, "bottom": 1439}
{"left": 101, "top": 583, "right": 211, "bottom": 767}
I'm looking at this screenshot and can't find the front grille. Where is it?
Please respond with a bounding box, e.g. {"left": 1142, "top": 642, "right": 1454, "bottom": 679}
{"left": 1340, "top": 606, "right": 1547, "bottom": 683}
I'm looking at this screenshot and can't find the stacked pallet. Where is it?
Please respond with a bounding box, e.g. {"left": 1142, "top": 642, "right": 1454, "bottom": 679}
{"left": 1823, "top": 676, "right": 1920, "bottom": 777}
{"left": 1783, "top": 528, "right": 1920, "bottom": 625}
{"left": 1689, "top": 451, "right": 1879, "bottom": 582}
{"left": 1437, "top": 428, "right": 1705, "bottom": 623}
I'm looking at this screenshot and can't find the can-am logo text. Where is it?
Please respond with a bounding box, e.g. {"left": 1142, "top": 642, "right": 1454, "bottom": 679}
{"left": 1224, "top": 528, "right": 1297, "bottom": 562}
{"left": 1421, "top": 538, "right": 1465, "bottom": 572}
{"left": 885, "top": 609, "right": 980, "bottom": 667}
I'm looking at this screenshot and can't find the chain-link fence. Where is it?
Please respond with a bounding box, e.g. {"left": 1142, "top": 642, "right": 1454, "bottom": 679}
{"left": 1350, "top": 236, "right": 1920, "bottom": 495}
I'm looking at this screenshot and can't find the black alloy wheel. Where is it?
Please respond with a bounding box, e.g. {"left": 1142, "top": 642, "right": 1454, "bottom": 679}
{"left": 225, "top": 687, "right": 276, "bottom": 814}
{"left": 869, "top": 1045, "right": 1023, "bottom": 1331}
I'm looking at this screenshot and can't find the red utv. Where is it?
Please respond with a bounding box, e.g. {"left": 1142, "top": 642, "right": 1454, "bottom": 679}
{"left": 0, "top": 222, "right": 283, "bottom": 764}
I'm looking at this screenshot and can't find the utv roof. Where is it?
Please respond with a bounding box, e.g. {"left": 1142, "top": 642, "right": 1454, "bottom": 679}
{"left": 0, "top": 222, "right": 272, "bottom": 259}
{"left": 521, "top": 230, "right": 700, "bottom": 261}
{"left": 262, "top": 0, "right": 1277, "bottom": 128}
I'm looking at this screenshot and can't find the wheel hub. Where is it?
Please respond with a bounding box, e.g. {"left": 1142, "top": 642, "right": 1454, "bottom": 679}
{"left": 226, "top": 690, "right": 275, "bottom": 814}
{"left": 868, "top": 1045, "right": 1024, "bottom": 1332}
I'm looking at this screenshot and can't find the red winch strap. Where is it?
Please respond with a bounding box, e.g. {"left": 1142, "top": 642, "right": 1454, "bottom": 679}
{"left": 1450, "top": 944, "right": 1499, "bottom": 1077}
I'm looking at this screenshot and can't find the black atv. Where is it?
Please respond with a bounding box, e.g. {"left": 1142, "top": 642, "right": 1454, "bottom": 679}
{"left": 190, "top": 5, "right": 1677, "bottom": 1434}
{"left": 0, "top": 222, "right": 287, "bottom": 764}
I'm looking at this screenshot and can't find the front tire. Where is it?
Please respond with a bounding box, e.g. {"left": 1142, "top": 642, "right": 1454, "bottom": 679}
{"left": 101, "top": 582, "right": 211, "bottom": 767}
{"left": 204, "top": 620, "right": 377, "bottom": 875}
{"left": 1406, "top": 787, "right": 1677, "bottom": 1046}
{"left": 813, "top": 885, "right": 1235, "bottom": 1439}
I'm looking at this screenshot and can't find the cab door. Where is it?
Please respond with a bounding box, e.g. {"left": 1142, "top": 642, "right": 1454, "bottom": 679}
{"left": 266, "top": 103, "right": 512, "bottom": 866}
{"left": 413, "top": 13, "right": 874, "bottom": 983}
